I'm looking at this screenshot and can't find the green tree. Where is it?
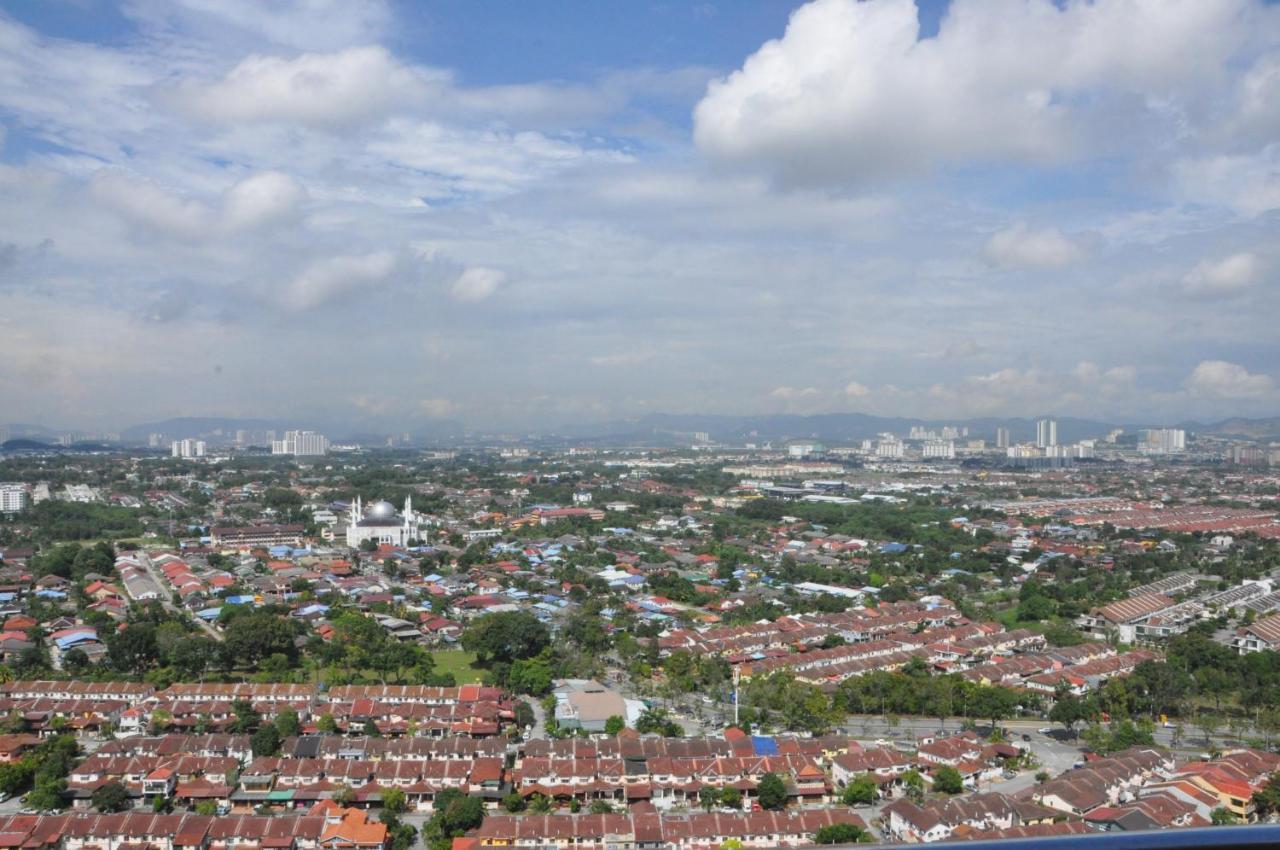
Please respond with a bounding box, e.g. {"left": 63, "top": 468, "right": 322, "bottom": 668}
{"left": 502, "top": 791, "right": 526, "bottom": 813}
{"left": 933, "top": 766, "right": 964, "bottom": 795}
{"left": 1252, "top": 771, "right": 1280, "bottom": 818}
{"left": 814, "top": 823, "right": 870, "bottom": 844}
{"left": 106, "top": 623, "right": 159, "bottom": 676}
{"left": 1049, "top": 695, "right": 1086, "bottom": 739}
{"left": 229, "top": 699, "right": 261, "bottom": 733}
{"left": 720, "top": 786, "right": 743, "bottom": 809}
{"left": 223, "top": 612, "right": 299, "bottom": 667}
{"left": 91, "top": 780, "right": 130, "bottom": 812}
{"left": 841, "top": 775, "right": 878, "bottom": 805}
{"left": 274, "top": 709, "right": 301, "bottom": 739}
{"left": 699, "top": 787, "right": 719, "bottom": 811}
{"left": 172, "top": 637, "right": 219, "bottom": 680}
{"left": 380, "top": 787, "right": 407, "bottom": 817}
{"left": 250, "top": 724, "right": 281, "bottom": 757}
{"left": 604, "top": 715, "right": 625, "bottom": 735}
{"left": 461, "top": 612, "right": 550, "bottom": 665}
{"left": 757, "top": 772, "right": 787, "bottom": 811}
{"left": 317, "top": 714, "right": 338, "bottom": 734}
{"left": 0, "top": 761, "right": 33, "bottom": 796}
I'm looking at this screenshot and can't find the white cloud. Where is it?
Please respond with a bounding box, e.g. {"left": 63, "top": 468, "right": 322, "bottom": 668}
{"left": 287, "top": 251, "right": 398, "bottom": 309}
{"left": 222, "top": 171, "right": 307, "bottom": 230}
{"left": 418, "top": 397, "right": 462, "bottom": 418}
{"left": 1182, "top": 252, "right": 1263, "bottom": 297}
{"left": 844, "top": 381, "right": 869, "bottom": 398}
{"left": 450, "top": 267, "right": 505, "bottom": 302}
{"left": 1172, "top": 147, "right": 1280, "bottom": 215}
{"left": 89, "top": 170, "right": 212, "bottom": 239}
{"left": 179, "top": 46, "right": 435, "bottom": 128}
{"left": 984, "top": 223, "right": 1083, "bottom": 269}
{"left": 1185, "top": 360, "right": 1275, "bottom": 398}
{"left": 693, "top": 0, "right": 1266, "bottom": 187}
{"left": 149, "top": 0, "right": 392, "bottom": 51}
{"left": 770, "top": 386, "right": 820, "bottom": 400}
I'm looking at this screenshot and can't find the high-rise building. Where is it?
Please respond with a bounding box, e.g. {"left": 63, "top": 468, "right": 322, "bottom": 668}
{"left": 875, "top": 437, "right": 904, "bottom": 458}
{"left": 1035, "top": 418, "right": 1058, "bottom": 448}
{"left": 995, "top": 427, "right": 1010, "bottom": 448}
{"left": 921, "top": 440, "right": 955, "bottom": 459}
{"left": 0, "top": 484, "right": 28, "bottom": 514}
{"left": 272, "top": 430, "right": 330, "bottom": 456}
{"left": 1140, "top": 428, "right": 1186, "bottom": 454}
{"left": 171, "top": 439, "right": 206, "bottom": 458}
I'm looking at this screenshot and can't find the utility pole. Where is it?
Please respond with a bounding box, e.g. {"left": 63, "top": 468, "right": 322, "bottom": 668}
{"left": 733, "top": 666, "right": 740, "bottom": 728}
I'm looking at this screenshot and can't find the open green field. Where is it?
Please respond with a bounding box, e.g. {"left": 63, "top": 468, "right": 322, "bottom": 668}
{"left": 431, "top": 649, "right": 483, "bottom": 684}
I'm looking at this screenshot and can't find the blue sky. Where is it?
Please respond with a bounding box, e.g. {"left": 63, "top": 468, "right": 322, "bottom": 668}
{"left": 0, "top": 0, "right": 1278, "bottom": 430}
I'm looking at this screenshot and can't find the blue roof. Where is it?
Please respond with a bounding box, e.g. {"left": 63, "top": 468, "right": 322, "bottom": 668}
{"left": 224, "top": 595, "right": 256, "bottom": 605}
{"left": 197, "top": 607, "right": 223, "bottom": 620}
{"left": 54, "top": 631, "right": 97, "bottom": 649}
{"left": 751, "top": 736, "right": 779, "bottom": 756}
{"left": 880, "top": 542, "right": 909, "bottom": 554}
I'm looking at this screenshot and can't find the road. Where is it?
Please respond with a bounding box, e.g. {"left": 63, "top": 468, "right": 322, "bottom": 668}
{"left": 138, "top": 551, "right": 224, "bottom": 642}
{"left": 522, "top": 695, "right": 547, "bottom": 739}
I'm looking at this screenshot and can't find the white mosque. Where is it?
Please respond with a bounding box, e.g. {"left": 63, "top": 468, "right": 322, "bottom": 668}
{"left": 345, "top": 495, "right": 427, "bottom": 548}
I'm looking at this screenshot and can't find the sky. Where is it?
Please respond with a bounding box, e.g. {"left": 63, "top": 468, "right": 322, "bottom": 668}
{"left": 1, "top": 0, "right": 1279, "bottom": 431}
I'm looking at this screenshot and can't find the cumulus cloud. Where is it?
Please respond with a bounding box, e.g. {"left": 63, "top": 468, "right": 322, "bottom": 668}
{"left": 222, "top": 171, "right": 308, "bottom": 230}
{"left": 1181, "top": 252, "right": 1263, "bottom": 297}
{"left": 287, "top": 251, "right": 398, "bottom": 309}
{"left": 450, "top": 267, "right": 505, "bottom": 302}
{"left": 693, "top": 0, "right": 1265, "bottom": 187}
{"left": 1185, "top": 360, "right": 1275, "bottom": 399}
{"left": 90, "top": 170, "right": 212, "bottom": 239}
{"left": 984, "top": 223, "right": 1083, "bottom": 269}
{"left": 179, "top": 46, "right": 435, "bottom": 128}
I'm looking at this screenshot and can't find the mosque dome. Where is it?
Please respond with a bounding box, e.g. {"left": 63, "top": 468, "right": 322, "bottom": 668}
{"left": 368, "top": 500, "right": 396, "bottom": 519}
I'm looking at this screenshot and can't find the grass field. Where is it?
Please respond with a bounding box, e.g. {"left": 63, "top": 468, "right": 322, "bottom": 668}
{"left": 432, "top": 649, "right": 484, "bottom": 684}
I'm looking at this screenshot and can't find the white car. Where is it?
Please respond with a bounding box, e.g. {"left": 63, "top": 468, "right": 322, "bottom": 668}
{"left": 1037, "top": 727, "right": 1053, "bottom": 734}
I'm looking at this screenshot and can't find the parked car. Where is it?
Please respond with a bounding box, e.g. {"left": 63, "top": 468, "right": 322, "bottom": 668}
{"left": 1021, "top": 733, "right": 1031, "bottom": 741}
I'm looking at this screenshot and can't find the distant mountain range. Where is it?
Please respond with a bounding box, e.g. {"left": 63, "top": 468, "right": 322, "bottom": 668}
{"left": 4, "top": 412, "right": 1280, "bottom": 447}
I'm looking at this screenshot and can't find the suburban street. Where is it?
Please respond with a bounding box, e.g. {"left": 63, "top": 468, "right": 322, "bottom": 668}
{"left": 137, "top": 551, "right": 224, "bottom": 642}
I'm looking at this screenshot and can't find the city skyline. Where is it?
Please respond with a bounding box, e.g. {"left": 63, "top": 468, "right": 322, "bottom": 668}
{"left": 1, "top": 0, "right": 1279, "bottom": 429}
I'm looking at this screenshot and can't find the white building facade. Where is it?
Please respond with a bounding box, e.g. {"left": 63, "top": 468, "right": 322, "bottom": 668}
{"left": 345, "top": 496, "right": 428, "bottom": 548}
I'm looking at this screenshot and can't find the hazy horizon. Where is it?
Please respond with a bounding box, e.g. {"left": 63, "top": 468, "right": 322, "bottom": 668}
{"left": 2, "top": 0, "right": 1279, "bottom": 430}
